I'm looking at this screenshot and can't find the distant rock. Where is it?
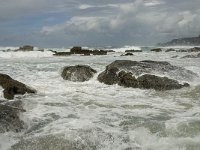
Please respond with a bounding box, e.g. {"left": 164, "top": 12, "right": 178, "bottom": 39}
{"left": 158, "top": 35, "right": 200, "bottom": 46}
{"left": 0, "top": 73, "right": 36, "bottom": 99}
{"left": 150, "top": 48, "right": 162, "bottom": 52}
{"left": 0, "top": 100, "right": 25, "bottom": 133}
{"left": 53, "top": 52, "right": 71, "bottom": 56}
{"left": 125, "top": 50, "right": 142, "bottom": 52}
{"left": 176, "top": 47, "right": 200, "bottom": 53}
{"left": 181, "top": 53, "right": 200, "bottom": 59}
{"left": 70, "top": 47, "right": 107, "bottom": 55}
{"left": 165, "top": 48, "right": 176, "bottom": 52}
{"left": 15, "top": 45, "right": 34, "bottom": 52}
{"left": 98, "top": 60, "right": 197, "bottom": 88}
{"left": 61, "top": 65, "right": 97, "bottom": 82}
{"left": 120, "top": 53, "right": 134, "bottom": 56}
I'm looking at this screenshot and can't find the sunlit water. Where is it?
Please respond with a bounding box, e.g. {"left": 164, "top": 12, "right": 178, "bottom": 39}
{"left": 0, "top": 47, "right": 200, "bottom": 150}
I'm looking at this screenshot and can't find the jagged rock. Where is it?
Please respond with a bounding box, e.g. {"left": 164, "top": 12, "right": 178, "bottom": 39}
{"left": 150, "top": 48, "right": 162, "bottom": 52}
{"left": 0, "top": 100, "right": 25, "bottom": 133}
{"left": 98, "top": 60, "right": 197, "bottom": 89}
{"left": 61, "top": 65, "right": 97, "bottom": 82}
{"left": 0, "top": 74, "right": 36, "bottom": 99}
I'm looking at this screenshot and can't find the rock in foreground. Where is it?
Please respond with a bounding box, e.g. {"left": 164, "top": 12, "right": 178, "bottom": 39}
{"left": 97, "top": 60, "right": 194, "bottom": 90}
{"left": 0, "top": 100, "right": 25, "bottom": 133}
{"left": 0, "top": 73, "right": 36, "bottom": 99}
{"left": 61, "top": 65, "right": 97, "bottom": 82}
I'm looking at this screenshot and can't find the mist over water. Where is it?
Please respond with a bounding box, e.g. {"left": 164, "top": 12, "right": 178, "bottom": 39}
{"left": 0, "top": 46, "right": 200, "bottom": 150}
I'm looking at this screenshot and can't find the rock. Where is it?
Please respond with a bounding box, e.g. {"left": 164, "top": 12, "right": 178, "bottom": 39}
{"left": 181, "top": 53, "right": 200, "bottom": 58}
{"left": 125, "top": 50, "right": 142, "bottom": 52}
{"left": 188, "top": 47, "right": 200, "bottom": 52}
{"left": 150, "top": 48, "right": 162, "bottom": 52}
{"left": 0, "top": 73, "right": 36, "bottom": 99}
{"left": 70, "top": 47, "right": 107, "bottom": 55}
{"left": 165, "top": 48, "right": 176, "bottom": 52}
{"left": 121, "top": 53, "right": 134, "bottom": 56}
{"left": 15, "top": 45, "right": 34, "bottom": 52}
{"left": 0, "top": 100, "right": 25, "bottom": 133}
{"left": 137, "top": 74, "right": 188, "bottom": 90}
{"left": 61, "top": 65, "right": 97, "bottom": 82}
{"left": 98, "top": 60, "right": 197, "bottom": 87}
{"left": 53, "top": 52, "right": 71, "bottom": 56}
{"left": 118, "top": 71, "right": 138, "bottom": 88}
{"left": 171, "top": 55, "right": 178, "bottom": 58}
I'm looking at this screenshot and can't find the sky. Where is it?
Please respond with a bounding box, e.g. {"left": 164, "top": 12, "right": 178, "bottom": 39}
{"left": 0, "top": 0, "right": 200, "bottom": 48}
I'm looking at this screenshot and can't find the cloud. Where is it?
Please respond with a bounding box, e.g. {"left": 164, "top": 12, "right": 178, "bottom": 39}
{"left": 1, "top": 0, "right": 200, "bottom": 47}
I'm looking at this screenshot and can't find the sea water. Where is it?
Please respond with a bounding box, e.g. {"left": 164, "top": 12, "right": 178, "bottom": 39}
{"left": 0, "top": 46, "right": 200, "bottom": 150}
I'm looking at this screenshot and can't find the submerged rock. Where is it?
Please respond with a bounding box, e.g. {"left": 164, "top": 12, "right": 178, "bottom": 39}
{"left": 98, "top": 60, "right": 195, "bottom": 90}
{"left": 61, "top": 65, "right": 97, "bottom": 82}
{"left": 165, "top": 48, "right": 176, "bottom": 52}
{"left": 53, "top": 52, "right": 71, "bottom": 56}
{"left": 0, "top": 73, "right": 36, "bottom": 99}
{"left": 121, "top": 53, "right": 134, "bottom": 56}
{"left": 150, "top": 48, "right": 162, "bottom": 52}
{"left": 125, "top": 50, "right": 142, "bottom": 52}
{"left": 0, "top": 100, "right": 25, "bottom": 133}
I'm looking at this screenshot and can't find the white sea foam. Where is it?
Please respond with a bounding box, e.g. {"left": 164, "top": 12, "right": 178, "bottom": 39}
{"left": 0, "top": 46, "right": 200, "bottom": 150}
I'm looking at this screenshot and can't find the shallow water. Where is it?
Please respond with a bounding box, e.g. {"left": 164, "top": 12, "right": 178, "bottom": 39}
{"left": 0, "top": 48, "right": 200, "bottom": 150}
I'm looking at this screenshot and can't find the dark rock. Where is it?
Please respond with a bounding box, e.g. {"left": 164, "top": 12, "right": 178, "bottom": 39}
{"left": 165, "top": 48, "right": 176, "bottom": 52}
{"left": 105, "top": 50, "right": 115, "bottom": 52}
{"left": 15, "top": 45, "right": 34, "bottom": 52}
{"left": 118, "top": 72, "right": 138, "bottom": 88}
{"left": 121, "top": 53, "right": 134, "bottom": 56}
{"left": 151, "top": 48, "right": 162, "bottom": 52}
{"left": 125, "top": 50, "right": 142, "bottom": 52}
{"left": 137, "top": 74, "right": 188, "bottom": 90}
{"left": 61, "top": 65, "right": 97, "bottom": 82}
{"left": 53, "top": 52, "right": 71, "bottom": 56}
{"left": 0, "top": 100, "right": 25, "bottom": 133}
{"left": 98, "top": 60, "right": 197, "bottom": 87}
{"left": 70, "top": 47, "right": 107, "bottom": 55}
{"left": 171, "top": 55, "right": 178, "bottom": 58}
{"left": 176, "top": 49, "right": 189, "bottom": 52}
{"left": 0, "top": 73, "right": 36, "bottom": 100}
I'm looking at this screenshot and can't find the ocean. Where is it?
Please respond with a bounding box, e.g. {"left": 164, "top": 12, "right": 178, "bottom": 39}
{"left": 0, "top": 46, "right": 200, "bottom": 150}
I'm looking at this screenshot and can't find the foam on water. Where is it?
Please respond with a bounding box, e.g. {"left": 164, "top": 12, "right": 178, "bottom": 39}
{"left": 0, "top": 47, "right": 200, "bottom": 150}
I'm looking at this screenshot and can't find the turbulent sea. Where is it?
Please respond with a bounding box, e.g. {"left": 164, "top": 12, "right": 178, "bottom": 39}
{"left": 0, "top": 45, "right": 200, "bottom": 150}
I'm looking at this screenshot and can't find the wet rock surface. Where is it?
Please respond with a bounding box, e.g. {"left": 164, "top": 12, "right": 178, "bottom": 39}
{"left": 98, "top": 60, "right": 196, "bottom": 90}
{"left": 0, "top": 73, "right": 36, "bottom": 99}
{"left": 61, "top": 65, "right": 97, "bottom": 82}
{"left": 181, "top": 53, "right": 200, "bottom": 58}
{"left": 0, "top": 100, "right": 25, "bottom": 133}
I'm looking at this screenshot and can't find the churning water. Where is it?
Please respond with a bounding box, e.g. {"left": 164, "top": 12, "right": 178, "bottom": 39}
{"left": 0, "top": 46, "right": 200, "bottom": 150}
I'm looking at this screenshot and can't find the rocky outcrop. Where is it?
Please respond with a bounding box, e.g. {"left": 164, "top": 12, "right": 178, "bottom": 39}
{"left": 150, "top": 48, "right": 162, "bottom": 52}
{"left": 176, "top": 47, "right": 200, "bottom": 53}
{"left": 53, "top": 52, "right": 71, "bottom": 56}
{"left": 0, "top": 74, "right": 36, "bottom": 99}
{"left": 0, "top": 100, "right": 25, "bottom": 133}
{"left": 97, "top": 60, "right": 197, "bottom": 90}
{"left": 61, "top": 65, "right": 97, "bottom": 82}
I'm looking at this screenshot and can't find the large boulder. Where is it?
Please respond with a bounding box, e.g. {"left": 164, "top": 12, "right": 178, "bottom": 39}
{"left": 61, "top": 65, "right": 97, "bottom": 82}
{"left": 0, "top": 100, "right": 25, "bottom": 133}
{"left": 97, "top": 60, "right": 196, "bottom": 90}
{"left": 0, "top": 74, "right": 36, "bottom": 99}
